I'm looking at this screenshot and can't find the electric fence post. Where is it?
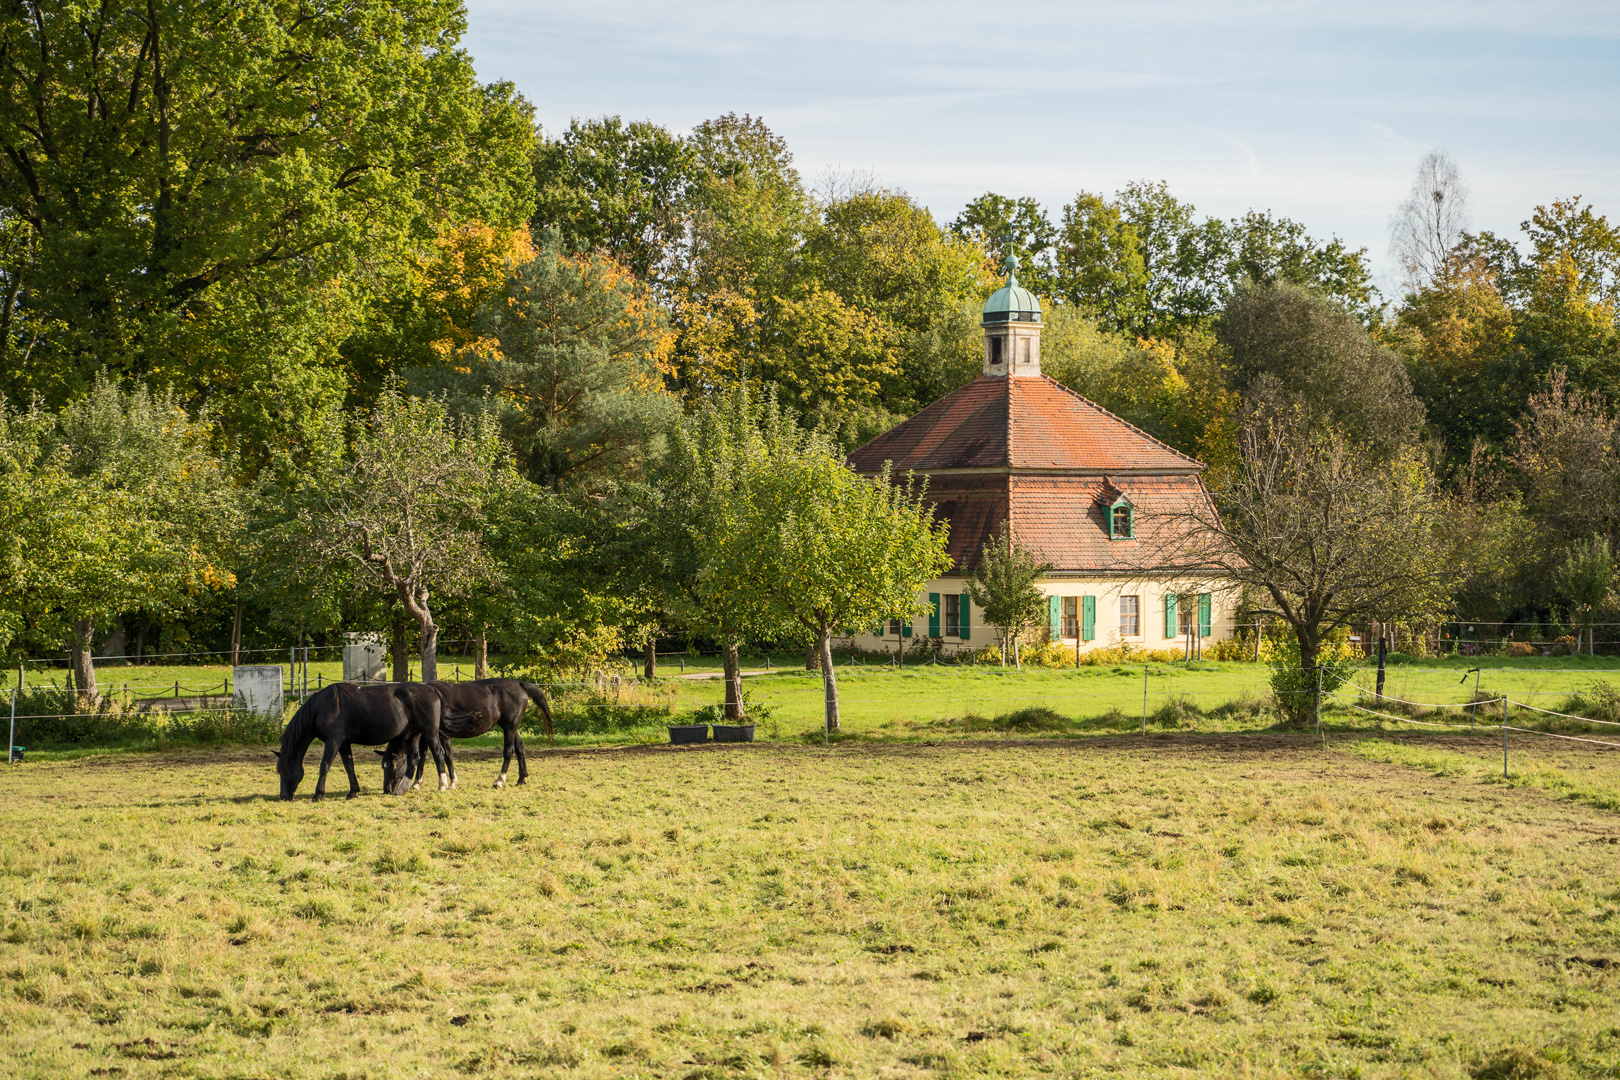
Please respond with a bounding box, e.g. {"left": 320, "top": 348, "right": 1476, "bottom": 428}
{"left": 1141, "top": 664, "right": 1149, "bottom": 736}
{"left": 1501, "top": 695, "right": 1509, "bottom": 778}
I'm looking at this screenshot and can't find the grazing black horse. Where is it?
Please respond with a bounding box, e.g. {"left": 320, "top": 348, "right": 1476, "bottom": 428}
{"left": 276, "top": 683, "right": 451, "bottom": 800}
{"left": 382, "top": 679, "right": 553, "bottom": 792}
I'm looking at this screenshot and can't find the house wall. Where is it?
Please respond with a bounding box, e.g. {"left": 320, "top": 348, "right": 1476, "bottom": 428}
{"left": 857, "top": 578, "right": 1238, "bottom": 654}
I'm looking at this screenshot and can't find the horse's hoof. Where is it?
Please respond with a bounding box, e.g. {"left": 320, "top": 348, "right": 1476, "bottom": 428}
{"left": 493, "top": 778, "right": 504, "bottom": 789}
{"left": 347, "top": 791, "right": 359, "bottom": 800}
{"left": 312, "top": 794, "right": 324, "bottom": 802}
{"left": 516, "top": 777, "right": 527, "bottom": 786}
{"left": 438, "top": 780, "right": 449, "bottom": 792}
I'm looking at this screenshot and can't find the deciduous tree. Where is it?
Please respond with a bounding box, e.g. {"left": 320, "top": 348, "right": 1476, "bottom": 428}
{"left": 1390, "top": 150, "right": 1471, "bottom": 292}
{"left": 713, "top": 434, "right": 949, "bottom": 734}
{"left": 0, "top": 0, "right": 533, "bottom": 453}
{"left": 305, "top": 391, "right": 506, "bottom": 683}
{"left": 1154, "top": 412, "right": 1453, "bottom": 722}
{"left": 966, "top": 521, "right": 1051, "bottom": 669}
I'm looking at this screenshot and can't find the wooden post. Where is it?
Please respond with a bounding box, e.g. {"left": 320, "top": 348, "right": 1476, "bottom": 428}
{"left": 230, "top": 599, "right": 244, "bottom": 669}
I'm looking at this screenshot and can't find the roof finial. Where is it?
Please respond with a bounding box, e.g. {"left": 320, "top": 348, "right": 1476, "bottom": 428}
{"left": 1003, "top": 250, "right": 1019, "bottom": 287}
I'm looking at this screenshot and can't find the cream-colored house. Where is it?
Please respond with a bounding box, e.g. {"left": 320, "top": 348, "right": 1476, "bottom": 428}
{"left": 847, "top": 256, "right": 1233, "bottom": 656}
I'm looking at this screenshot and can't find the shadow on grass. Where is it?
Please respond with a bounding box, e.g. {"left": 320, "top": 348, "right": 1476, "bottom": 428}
{"left": 788, "top": 694, "right": 1297, "bottom": 743}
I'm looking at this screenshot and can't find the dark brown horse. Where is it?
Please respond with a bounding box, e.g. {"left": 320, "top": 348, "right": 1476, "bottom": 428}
{"left": 275, "top": 682, "right": 451, "bottom": 800}
{"left": 382, "top": 679, "right": 552, "bottom": 791}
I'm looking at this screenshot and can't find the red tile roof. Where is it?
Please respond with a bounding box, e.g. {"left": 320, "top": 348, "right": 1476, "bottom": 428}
{"left": 849, "top": 375, "right": 1213, "bottom": 573}
{"left": 848, "top": 375, "right": 1202, "bottom": 474}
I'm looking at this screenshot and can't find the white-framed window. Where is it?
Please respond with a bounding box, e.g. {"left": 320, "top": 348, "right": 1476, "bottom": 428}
{"left": 888, "top": 618, "right": 903, "bottom": 636}
{"left": 1120, "top": 595, "right": 1140, "bottom": 636}
{"left": 945, "top": 594, "right": 961, "bottom": 637}
{"left": 1061, "top": 596, "right": 1079, "bottom": 638}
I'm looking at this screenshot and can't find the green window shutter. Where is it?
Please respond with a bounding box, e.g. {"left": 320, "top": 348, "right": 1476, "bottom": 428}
{"left": 928, "top": 593, "right": 940, "bottom": 637}
{"left": 902, "top": 618, "right": 912, "bottom": 638}
{"left": 1049, "top": 595, "right": 1061, "bottom": 639}
{"left": 1164, "top": 593, "right": 1178, "bottom": 638}
{"left": 873, "top": 623, "right": 884, "bottom": 636}
{"left": 1198, "top": 593, "right": 1212, "bottom": 638}
{"left": 1104, "top": 504, "right": 1114, "bottom": 538}
{"left": 1082, "top": 595, "right": 1096, "bottom": 641}
{"left": 959, "top": 594, "right": 971, "bottom": 640}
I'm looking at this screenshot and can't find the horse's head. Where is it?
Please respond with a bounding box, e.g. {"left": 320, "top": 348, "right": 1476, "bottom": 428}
{"left": 378, "top": 740, "right": 414, "bottom": 796}
{"left": 276, "top": 748, "right": 304, "bottom": 800}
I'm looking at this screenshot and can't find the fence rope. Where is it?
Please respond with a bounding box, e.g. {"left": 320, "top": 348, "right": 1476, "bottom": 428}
{"left": 1341, "top": 685, "right": 1503, "bottom": 710}
{"left": 1339, "top": 701, "right": 1485, "bottom": 729}
{"left": 1502, "top": 700, "right": 1620, "bottom": 729}
{"left": 1500, "top": 725, "right": 1620, "bottom": 750}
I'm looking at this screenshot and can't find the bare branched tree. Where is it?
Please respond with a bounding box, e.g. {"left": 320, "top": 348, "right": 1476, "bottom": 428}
{"left": 1390, "top": 149, "right": 1471, "bottom": 291}
{"left": 308, "top": 392, "right": 506, "bottom": 683}
{"left": 1510, "top": 369, "right": 1620, "bottom": 549}
{"left": 1149, "top": 411, "right": 1455, "bottom": 714}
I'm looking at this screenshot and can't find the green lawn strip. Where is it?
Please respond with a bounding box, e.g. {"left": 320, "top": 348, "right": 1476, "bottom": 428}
{"left": 1340, "top": 735, "right": 1620, "bottom": 813}
{"left": 1, "top": 741, "right": 1617, "bottom": 1078}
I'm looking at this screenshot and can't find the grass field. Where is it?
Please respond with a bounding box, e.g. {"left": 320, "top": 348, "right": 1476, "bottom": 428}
{"left": 19, "top": 653, "right": 1620, "bottom": 714}
{"left": 12, "top": 657, "right": 1620, "bottom": 761}
{"left": 2, "top": 732, "right": 1617, "bottom": 1078}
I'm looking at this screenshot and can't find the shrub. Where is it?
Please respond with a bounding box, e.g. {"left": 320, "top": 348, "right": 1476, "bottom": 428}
{"left": 1020, "top": 641, "right": 1074, "bottom": 668}
{"left": 9, "top": 689, "right": 153, "bottom": 745}
{"left": 547, "top": 695, "right": 672, "bottom": 736}
{"left": 1560, "top": 681, "right": 1620, "bottom": 726}
{"left": 1262, "top": 635, "right": 1357, "bottom": 725}
{"left": 1505, "top": 642, "right": 1537, "bottom": 658}
{"left": 1205, "top": 639, "right": 1258, "bottom": 662}
{"left": 171, "top": 710, "right": 282, "bottom": 746}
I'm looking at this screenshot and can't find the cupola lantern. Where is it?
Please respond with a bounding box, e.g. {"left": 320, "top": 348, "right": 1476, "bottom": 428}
{"left": 981, "top": 252, "right": 1043, "bottom": 377}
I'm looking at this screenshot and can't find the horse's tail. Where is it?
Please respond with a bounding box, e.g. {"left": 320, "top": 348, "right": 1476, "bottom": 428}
{"left": 519, "top": 681, "right": 553, "bottom": 741}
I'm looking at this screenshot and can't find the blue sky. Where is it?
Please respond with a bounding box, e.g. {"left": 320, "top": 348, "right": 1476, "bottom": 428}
{"left": 463, "top": 1, "right": 1620, "bottom": 293}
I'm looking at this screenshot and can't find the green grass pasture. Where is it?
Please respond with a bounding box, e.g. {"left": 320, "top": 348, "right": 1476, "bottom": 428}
{"left": 1, "top": 734, "right": 1617, "bottom": 1077}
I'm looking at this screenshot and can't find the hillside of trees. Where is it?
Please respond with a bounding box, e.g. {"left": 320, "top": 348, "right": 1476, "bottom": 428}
{"left": 2, "top": 1, "right": 1618, "bottom": 672}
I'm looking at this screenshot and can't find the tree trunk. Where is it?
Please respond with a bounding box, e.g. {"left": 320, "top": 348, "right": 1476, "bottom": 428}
{"left": 1375, "top": 628, "right": 1387, "bottom": 700}
{"left": 475, "top": 630, "right": 488, "bottom": 679}
{"left": 391, "top": 612, "right": 409, "bottom": 682}
{"left": 805, "top": 643, "right": 821, "bottom": 671}
{"left": 1296, "top": 629, "right": 1321, "bottom": 726}
{"left": 722, "top": 643, "right": 744, "bottom": 721}
{"left": 230, "top": 598, "right": 244, "bottom": 669}
{"left": 643, "top": 639, "right": 656, "bottom": 681}
{"left": 419, "top": 619, "right": 439, "bottom": 683}
{"left": 1013, "top": 632, "right": 1022, "bottom": 671}
{"left": 818, "top": 629, "right": 840, "bottom": 734}
{"left": 70, "top": 617, "right": 98, "bottom": 703}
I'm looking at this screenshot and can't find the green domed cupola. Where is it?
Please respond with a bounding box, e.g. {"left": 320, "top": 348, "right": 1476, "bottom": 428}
{"left": 981, "top": 252, "right": 1043, "bottom": 325}
{"left": 981, "top": 252, "right": 1043, "bottom": 378}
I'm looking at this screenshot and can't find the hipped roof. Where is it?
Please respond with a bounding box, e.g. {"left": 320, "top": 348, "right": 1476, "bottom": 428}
{"left": 847, "top": 375, "right": 1202, "bottom": 474}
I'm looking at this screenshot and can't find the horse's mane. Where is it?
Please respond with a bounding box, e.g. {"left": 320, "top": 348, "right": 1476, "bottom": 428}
{"left": 277, "top": 683, "right": 358, "bottom": 756}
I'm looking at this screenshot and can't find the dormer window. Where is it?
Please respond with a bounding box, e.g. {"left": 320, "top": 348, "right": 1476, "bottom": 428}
{"left": 1105, "top": 495, "right": 1134, "bottom": 540}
